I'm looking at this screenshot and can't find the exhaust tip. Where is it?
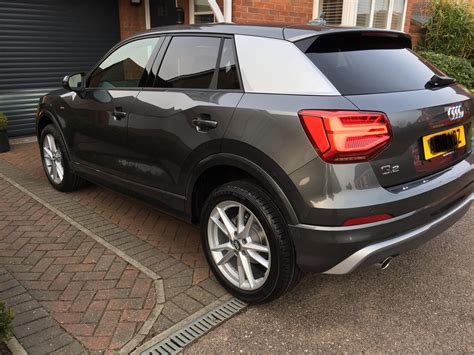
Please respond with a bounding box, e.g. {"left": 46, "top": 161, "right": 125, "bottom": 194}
{"left": 377, "top": 256, "right": 393, "bottom": 270}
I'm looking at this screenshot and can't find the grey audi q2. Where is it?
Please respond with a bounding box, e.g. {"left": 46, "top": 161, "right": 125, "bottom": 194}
{"left": 36, "top": 24, "right": 473, "bottom": 303}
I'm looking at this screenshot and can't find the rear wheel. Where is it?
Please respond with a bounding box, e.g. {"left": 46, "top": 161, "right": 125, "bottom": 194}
{"left": 201, "top": 180, "right": 301, "bottom": 303}
{"left": 40, "top": 124, "right": 85, "bottom": 192}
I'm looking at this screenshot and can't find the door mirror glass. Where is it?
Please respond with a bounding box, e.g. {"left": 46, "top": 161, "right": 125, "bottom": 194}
{"left": 62, "top": 73, "right": 84, "bottom": 92}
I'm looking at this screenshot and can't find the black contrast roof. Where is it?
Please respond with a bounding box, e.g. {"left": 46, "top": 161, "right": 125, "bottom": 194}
{"left": 135, "top": 23, "right": 410, "bottom": 42}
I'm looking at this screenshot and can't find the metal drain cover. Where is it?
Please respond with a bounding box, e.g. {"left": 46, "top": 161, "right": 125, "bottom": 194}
{"left": 141, "top": 298, "right": 247, "bottom": 354}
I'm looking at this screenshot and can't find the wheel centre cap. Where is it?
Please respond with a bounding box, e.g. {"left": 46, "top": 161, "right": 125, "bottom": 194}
{"left": 232, "top": 240, "right": 242, "bottom": 252}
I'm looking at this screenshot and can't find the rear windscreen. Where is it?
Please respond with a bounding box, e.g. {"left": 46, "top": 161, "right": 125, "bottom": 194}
{"left": 297, "top": 32, "right": 445, "bottom": 95}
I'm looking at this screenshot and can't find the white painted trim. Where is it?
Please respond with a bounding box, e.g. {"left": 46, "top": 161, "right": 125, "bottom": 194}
{"left": 342, "top": 0, "right": 358, "bottom": 26}
{"left": 224, "top": 0, "right": 232, "bottom": 22}
{"left": 401, "top": 0, "right": 408, "bottom": 32}
{"left": 208, "top": 0, "right": 225, "bottom": 22}
{"left": 368, "top": 0, "right": 375, "bottom": 26}
{"left": 145, "top": 0, "right": 151, "bottom": 29}
{"left": 312, "top": 0, "right": 320, "bottom": 19}
{"left": 387, "top": 0, "right": 395, "bottom": 29}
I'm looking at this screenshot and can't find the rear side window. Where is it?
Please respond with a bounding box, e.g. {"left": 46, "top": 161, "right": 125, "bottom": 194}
{"left": 156, "top": 36, "right": 221, "bottom": 89}
{"left": 297, "top": 32, "right": 445, "bottom": 95}
{"left": 89, "top": 37, "right": 160, "bottom": 88}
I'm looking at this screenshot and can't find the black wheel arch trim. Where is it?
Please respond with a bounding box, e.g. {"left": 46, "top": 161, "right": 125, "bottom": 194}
{"left": 185, "top": 152, "right": 301, "bottom": 225}
{"left": 36, "top": 107, "right": 72, "bottom": 161}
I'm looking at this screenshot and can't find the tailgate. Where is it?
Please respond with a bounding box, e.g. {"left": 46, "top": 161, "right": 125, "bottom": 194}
{"left": 346, "top": 86, "right": 472, "bottom": 187}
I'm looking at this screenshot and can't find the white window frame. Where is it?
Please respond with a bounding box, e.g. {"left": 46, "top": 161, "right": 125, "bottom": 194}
{"left": 312, "top": 0, "right": 408, "bottom": 31}
{"left": 189, "top": 2, "right": 215, "bottom": 25}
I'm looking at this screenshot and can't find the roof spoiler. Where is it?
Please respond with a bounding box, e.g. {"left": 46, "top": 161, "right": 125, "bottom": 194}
{"left": 284, "top": 27, "right": 412, "bottom": 48}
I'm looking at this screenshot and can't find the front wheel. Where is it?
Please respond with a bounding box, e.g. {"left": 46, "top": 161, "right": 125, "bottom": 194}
{"left": 40, "top": 124, "right": 85, "bottom": 192}
{"left": 201, "top": 180, "right": 301, "bottom": 303}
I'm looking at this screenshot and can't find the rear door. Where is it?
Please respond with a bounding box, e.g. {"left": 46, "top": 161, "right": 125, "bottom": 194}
{"left": 296, "top": 31, "right": 473, "bottom": 187}
{"left": 126, "top": 35, "right": 243, "bottom": 206}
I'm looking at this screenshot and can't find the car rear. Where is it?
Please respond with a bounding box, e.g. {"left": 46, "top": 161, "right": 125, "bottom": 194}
{"left": 282, "top": 28, "right": 473, "bottom": 273}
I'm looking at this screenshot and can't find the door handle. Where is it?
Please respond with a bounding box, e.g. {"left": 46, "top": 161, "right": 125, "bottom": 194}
{"left": 113, "top": 108, "right": 127, "bottom": 120}
{"left": 192, "top": 115, "right": 218, "bottom": 133}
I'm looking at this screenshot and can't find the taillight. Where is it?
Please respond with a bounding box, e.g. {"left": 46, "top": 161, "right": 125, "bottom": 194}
{"left": 298, "top": 110, "right": 391, "bottom": 163}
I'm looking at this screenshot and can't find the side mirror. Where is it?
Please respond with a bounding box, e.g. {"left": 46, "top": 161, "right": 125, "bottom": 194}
{"left": 62, "top": 73, "right": 85, "bottom": 92}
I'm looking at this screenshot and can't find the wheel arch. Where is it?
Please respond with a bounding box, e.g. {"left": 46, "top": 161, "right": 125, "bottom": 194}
{"left": 186, "top": 153, "right": 300, "bottom": 226}
{"left": 36, "top": 108, "right": 71, "bottom": 160}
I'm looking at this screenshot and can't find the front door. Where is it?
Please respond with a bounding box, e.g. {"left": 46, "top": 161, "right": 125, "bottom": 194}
{"left": 65, "top": 37, "right": 161, "bottom": 178}
{"left": 149, "top": 0, "right": 177, "bottom": 27}
{"left": 126, "top": 36, "right": 243, "bottom": 211}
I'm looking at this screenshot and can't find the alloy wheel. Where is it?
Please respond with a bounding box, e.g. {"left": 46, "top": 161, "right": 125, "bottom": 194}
{"left": 42, "top": 133, "right": 64, "bottom": 184}
{"left": 207, "top": 201, "right": 271, "bottom": 291}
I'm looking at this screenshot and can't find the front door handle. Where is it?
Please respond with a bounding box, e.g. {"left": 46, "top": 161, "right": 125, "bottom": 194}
{"left": 192, "top": 115, "right": 218, "bottom": 133}
{"left": 113, "top": 108, "right": 127, "bottom": 120}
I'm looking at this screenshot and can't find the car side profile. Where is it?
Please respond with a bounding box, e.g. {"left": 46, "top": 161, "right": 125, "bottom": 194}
{"left": 36, "top": 24, "right": 473, "bottom": 303}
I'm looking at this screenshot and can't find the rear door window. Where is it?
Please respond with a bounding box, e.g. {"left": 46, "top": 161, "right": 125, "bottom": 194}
{"left": 297, "top": 32, "right": 445, "bottom": 95}
{"left": 155, "top": 36, "right": 221, "bottom": 89}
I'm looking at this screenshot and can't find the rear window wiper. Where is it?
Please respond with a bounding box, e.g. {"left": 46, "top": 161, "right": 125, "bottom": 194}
{"left": 425, "top": 74, "right": 456, "bottom": 89}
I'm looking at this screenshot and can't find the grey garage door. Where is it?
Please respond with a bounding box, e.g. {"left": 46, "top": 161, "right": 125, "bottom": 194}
{"left": 0, "top": 0, "right": 120, "bottom": 136}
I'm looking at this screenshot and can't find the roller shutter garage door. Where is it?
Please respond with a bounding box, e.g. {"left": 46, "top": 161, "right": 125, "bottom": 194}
{"left": 0, "top": 0, "right": 120, "bottom": 136}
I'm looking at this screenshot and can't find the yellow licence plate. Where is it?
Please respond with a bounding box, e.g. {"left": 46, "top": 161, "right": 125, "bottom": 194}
{"left": 422, "top": 125, "right": 466, "bottom": 160}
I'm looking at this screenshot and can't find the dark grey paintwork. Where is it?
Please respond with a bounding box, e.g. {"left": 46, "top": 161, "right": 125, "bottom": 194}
{"left": 36, "top": 23, "right": 473, "bottom": 274}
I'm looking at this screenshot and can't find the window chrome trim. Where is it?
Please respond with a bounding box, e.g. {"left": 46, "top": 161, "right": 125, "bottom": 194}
{"left": 234, "top": 35, "right": 340, "bottom": 96}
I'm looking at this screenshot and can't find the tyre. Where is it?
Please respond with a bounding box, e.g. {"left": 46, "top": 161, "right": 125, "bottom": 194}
{"left": 40, "top": 124, "right": 85, "bottom": 192}
{"left": 201, "top": 180, "right": 301, "bottom": 303}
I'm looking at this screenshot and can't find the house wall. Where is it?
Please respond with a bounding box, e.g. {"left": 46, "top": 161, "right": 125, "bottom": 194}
{"left": 118, "top": 0, "right": 147, "bottom": 39}
{"left": 232, "top": 0, "right": 313, "bottom": 24}
{"left": 117, "top": 0, "right": 431, "bottom": 43}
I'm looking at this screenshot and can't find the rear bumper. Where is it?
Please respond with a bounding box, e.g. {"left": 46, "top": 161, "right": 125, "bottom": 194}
{"left": 289, "top": 192, "right": 473, "bottom": 273}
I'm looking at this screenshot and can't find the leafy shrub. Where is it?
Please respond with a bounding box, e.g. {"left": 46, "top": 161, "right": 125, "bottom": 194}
{"left": 418, "top": 51, "right": 474, "bottom": 89}
{"left": 0, "top": 302, "right": 14, "bottom": 342}
{"left": 423, "top": 0, "right": 474, "bottom": 59}
{"left": 0, "top": 113, "right": 7, "bottom": 131}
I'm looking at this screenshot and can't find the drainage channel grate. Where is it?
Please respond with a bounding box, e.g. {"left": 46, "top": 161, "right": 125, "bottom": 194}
{"left": 141, "top": 298, "right": 247, "bottom": 355}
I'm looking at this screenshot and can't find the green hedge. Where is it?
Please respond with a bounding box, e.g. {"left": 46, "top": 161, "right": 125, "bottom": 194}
{"left": 0, "top": 302, "right": 13, "bottom": 342}
{"left": 417, "top": 51, "right": 474, "bottom": 89}
{"left": 423, "top": 0, "right": 473, "bottom": 59}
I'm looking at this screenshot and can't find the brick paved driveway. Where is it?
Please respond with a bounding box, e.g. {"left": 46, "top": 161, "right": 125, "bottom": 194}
{"left": 0, "top": 142, "right": 230, "bottom": 354}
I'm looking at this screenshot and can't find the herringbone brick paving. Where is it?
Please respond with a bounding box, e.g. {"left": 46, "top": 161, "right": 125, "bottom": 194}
{"left": 0, "top": 177, "right": 155, "bottom": 353}
{"left": 1, "top": 143, "right": 212, "bottom": 285}
{"left": 0, "top": 142, "right": 229, "bottom": 353}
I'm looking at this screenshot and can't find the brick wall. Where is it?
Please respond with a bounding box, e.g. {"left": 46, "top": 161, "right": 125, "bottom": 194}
{"left": 118, "top": 0, "right": 147, "bottom": 40}
{"left": 232, "top": 0, "right": 313, "bottom": 24}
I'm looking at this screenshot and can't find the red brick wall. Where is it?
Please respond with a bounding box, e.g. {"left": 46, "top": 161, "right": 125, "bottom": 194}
{"left": 118, "top": 0, "right": 147, "bottom": 40}
{"left": 232, "top": 0, "right": 313, "bottom": 24}
{"left": 177, "top": 0, "right": 190, "bottom": 24}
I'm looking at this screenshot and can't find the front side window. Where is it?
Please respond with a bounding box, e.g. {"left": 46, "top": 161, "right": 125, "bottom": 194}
{"left": 89, "top": 37, "right": 160, "bottom": 88}
{"left": 156, "top": 36, "right": 221, "bottom": 89}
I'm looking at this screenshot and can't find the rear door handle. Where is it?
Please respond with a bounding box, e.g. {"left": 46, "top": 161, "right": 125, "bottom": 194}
{"left": 192, "top": 115, "right": 218, "bottom": 133}
{"left": 113, "top": 108, "right": 127, "bottom": 120}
